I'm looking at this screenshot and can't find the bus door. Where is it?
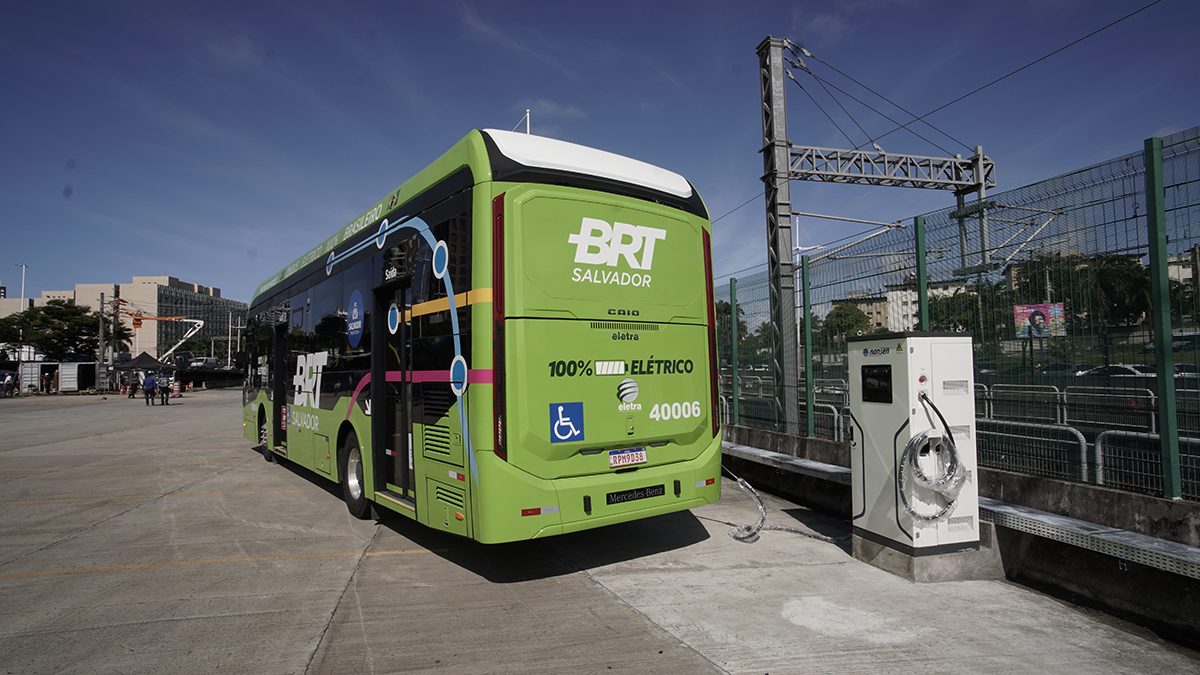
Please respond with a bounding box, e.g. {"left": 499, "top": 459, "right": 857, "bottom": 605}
{"left": 272, "top": 321, "right": 288, "bottom": 447}
{"left": 372, "top": 281, "right": 414, "bottom": 500}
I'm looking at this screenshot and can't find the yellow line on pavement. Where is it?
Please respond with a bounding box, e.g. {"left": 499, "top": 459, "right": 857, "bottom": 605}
{"left": 0, "top": 548, "right": 433, "bottom": 580}
{"left": 1, "top": 487, "right": 311, "bottom": 506}
{"left": 0, "top": 459, "right": 250, "bottom": 473}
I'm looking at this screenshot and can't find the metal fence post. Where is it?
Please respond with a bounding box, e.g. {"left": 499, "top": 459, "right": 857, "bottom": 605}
{"left": 915, "top": 215, "right": 929, "bottom": 331}
{"left": 802, "top": 255, "right": 815, "bottom": 437}
{"left": 730, "top": 277, "right": 740, "bottom": 426}
{"left": 1144, "top": 136, "right": 1181, "bottom": 499}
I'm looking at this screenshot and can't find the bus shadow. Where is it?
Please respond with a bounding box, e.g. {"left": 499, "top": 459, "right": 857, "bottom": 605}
{"left": 268, "top": 453, "right": 711, "bottom": 582}
{"left": 780, "top": 507, "right": 852, "bottom": 554}
{"left": 377, "top": 509, "right": 711, "bottom": 583}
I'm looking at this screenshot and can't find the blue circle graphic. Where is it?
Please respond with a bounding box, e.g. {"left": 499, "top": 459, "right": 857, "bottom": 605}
{"left": 449, "top": 354, "right": 468, "bottom": 396}
{"left": 376, "top": 219, "right": 390, "bottom": 249}
{"left": 387, "top": 303, "right": 400, "bottom": 335}
{"left": 347, "top": 290, "right": 364, "bottom": 348}
{"left": 862, "top": 348, "right": 869, "bottom": 357}
{"left": 432, "top": 240, "right": 448, "bottom": 279}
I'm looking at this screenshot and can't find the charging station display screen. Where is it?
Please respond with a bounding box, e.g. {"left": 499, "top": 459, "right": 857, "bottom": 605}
{"left": 861, "top": 364, "right": 893, "bottom": 403}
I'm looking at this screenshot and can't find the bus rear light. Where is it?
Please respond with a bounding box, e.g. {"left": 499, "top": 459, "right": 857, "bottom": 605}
{"left": 702, "top": 229, "right": 719, "bottom": 437}
{"left": 492, "top": 193, "right": 508, "bottom": 461}
{"left": 521, "top": 507, "right": 540, "bottom": 517}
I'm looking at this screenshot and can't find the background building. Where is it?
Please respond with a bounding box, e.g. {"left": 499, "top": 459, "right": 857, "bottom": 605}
{"left": 74, "top": 276, "right": 247, "bottom": 360}
{"left": 0, "top": 276, "right": 247, "bottom": 361}
{"left": 0, "top": 284, "right": 33, "bottom": 319}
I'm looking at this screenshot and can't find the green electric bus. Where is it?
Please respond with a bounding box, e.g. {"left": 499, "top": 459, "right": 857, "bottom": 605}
{"left": 242, "top": 129, "right": 721, "bottom": 543}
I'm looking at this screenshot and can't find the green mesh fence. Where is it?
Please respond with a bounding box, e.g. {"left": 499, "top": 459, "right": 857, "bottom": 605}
{"left": 716, "top": 126, "right": 1200, "bottom": 500}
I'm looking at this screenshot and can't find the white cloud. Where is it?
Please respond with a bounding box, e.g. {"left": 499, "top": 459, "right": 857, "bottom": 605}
{"left": 456, "top": 4, "right": 581, "bottom": 83}
{"left": 799, "top": 14, "right": 847, "bottom": 49}
{"left": 518, "top": 98, "right": 586, "bottom": 121}
{"left": 205, "top": 34, "right": 264, "bottom": 69}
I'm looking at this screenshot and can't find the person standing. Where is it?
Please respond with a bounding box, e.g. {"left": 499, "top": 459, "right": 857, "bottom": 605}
{"left": 128, "top": 374, "right": 138, "bottom": 399}
{"left": 159, "top": 375, "right": 170, "bottom": 406}
{"left": 143, "top": 373, "right": 157, "bottom": 406}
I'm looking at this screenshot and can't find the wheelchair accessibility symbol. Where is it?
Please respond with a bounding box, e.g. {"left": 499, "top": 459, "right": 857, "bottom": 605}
{"left": 549, "top": 402, "right": 584, "bottom": 443}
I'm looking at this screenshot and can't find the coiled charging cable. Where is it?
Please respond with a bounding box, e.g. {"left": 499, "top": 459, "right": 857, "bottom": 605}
{"left": 723, "top": 466, "right": 850, "bottom": 544}
{"left": 897, "top": 391, "right": 968, "bottom": 522}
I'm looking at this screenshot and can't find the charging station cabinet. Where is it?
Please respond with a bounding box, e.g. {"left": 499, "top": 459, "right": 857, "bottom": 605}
{"left": 846, "top": 332, "right": 979, "bottom": 564}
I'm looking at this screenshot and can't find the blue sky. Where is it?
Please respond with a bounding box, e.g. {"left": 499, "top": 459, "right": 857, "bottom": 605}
{"left": 2, "top": 0, "right": 1198, "bottom": 303}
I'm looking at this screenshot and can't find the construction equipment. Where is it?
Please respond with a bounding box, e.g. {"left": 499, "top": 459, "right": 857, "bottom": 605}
{"left": 113, "top": 298, "right": 204, "bottom": 361}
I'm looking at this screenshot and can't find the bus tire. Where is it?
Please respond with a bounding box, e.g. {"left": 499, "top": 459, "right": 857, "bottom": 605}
{"left": 260, "top": 407, "right": 275, "bottom": 463}
{"left": 341, "top": 432, "right": 370, "bottom": 519}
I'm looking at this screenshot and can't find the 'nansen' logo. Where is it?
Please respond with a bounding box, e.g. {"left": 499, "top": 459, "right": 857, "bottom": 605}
{"left": 568, "top": 217, "right": 666, "bottom": 289}
{"left": 293, "top": 351, "right": 329, "bottom": 407}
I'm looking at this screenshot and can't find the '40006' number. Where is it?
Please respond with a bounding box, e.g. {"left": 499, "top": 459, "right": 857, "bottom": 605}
{"left": 648, "top": 401, "right": 702, "bottom": 421}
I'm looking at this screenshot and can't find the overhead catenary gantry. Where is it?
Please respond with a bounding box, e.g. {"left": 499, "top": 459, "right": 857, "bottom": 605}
{"left": 756, "top": 35, "right": 996, "bottom": 433}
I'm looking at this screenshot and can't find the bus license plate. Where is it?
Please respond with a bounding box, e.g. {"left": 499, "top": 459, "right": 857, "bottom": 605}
{"left": 608, "top": 447, "right": 647, "bottom": 469}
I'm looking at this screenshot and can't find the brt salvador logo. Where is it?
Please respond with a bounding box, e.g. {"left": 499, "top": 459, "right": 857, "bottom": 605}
{"left": 293, "top": 351, "right": 328, "bottom": 408}
{"left": 568, "top": 217, "right": 666, "bottom": 288}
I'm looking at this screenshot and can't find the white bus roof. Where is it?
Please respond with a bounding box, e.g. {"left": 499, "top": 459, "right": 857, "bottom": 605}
{"left": 481, "top": 129, "right": 693, "bottom": 199}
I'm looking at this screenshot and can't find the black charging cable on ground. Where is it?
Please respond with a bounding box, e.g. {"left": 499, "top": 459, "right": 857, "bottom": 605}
{"left": 722, "top": 465, "right": 850, "bottom": 544}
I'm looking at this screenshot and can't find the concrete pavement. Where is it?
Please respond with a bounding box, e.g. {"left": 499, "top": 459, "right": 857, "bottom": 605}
{"left": 0, "top": 390, "right": 1196, "bottom": 673}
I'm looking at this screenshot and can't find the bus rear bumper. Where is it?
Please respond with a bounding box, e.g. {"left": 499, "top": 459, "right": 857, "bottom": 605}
{"left": 476, "top": 431, "right": 723, "bottom": 543}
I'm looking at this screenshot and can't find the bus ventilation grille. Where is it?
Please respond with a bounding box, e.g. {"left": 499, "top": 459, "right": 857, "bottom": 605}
{"left": 422, "top": 386, "right": 455, "bottom": 421}
{"left": 424, "top": 424, "right": 451, "bottom": 460}
{"left": 434, "top": 483, "right": 465, "bottom": 509}
{"left": 589, "top": 322, "right": 660, "bottom": 332}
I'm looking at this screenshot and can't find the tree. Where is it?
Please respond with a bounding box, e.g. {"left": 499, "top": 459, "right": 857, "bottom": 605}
{"left": 741, "top": 322, "right": 773, "bottom": 365}
{"left": 0, "top": 301, "right": 130, "bottom": 362}
{"left": 820, "top": 303, "right": 870, "bottom": 342}
{"left": 1008, "top": 253, "right": 1151, "bottom": 330}
{"left": 714, "top": 299, "right": 748, "bottom": 366}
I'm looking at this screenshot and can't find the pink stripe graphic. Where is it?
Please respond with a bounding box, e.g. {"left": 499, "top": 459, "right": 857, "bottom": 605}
{"left": 343, "top": 369, "right": 494, "bottom": 420}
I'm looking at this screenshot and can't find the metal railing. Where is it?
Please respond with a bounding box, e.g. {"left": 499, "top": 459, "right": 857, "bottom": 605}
{"left": 1095, "top": 431, "right": 1200, "bottom": 499}
{"left": 977, "top": 418, "right": 1088, "bottom": 482}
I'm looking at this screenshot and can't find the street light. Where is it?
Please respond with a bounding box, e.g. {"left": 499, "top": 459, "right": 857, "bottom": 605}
{"left": 14, "top": 263, "right": 27, "bottom": 308}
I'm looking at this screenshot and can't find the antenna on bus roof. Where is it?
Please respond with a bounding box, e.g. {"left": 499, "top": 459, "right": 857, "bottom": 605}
{"left": 511, "top": 108, "right": 531, "bottom": 135}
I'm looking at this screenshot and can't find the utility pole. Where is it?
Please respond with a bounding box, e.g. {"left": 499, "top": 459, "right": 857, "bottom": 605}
{"left": 756, "top": 35, "right": 995, "bottom": 438}
{"left": 15, "top": 263, "right": 27, "bottom": 309}
{"left": 231, "top": 316, "right": 247, "bottom": 355}
{"left": 111, "top": 285, "right": 120, "bottom": 366}
{"left": 99, "top": 292, "right": 106, "bottom": 392}
{"left": 757, "top": 36, "right": 800, "bottom": 435}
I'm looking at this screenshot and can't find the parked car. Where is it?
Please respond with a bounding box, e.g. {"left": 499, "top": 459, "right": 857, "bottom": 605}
{"left": 1040, "top": 363, "right": 1089, "bottom": 376}
{"left": 1173, "top": 363, "right": 1200, "bottom": 380}
{"left": 1078, "top": 364, "right": 1156, "bottom": 378}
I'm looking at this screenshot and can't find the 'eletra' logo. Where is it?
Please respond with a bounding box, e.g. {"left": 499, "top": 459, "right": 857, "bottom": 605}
{"left": 616, "top": 377, "right": 642, "bottom": 412}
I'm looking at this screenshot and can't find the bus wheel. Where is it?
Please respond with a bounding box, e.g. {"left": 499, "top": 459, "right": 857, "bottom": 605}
{"left": 259, "top": 408, "right": 275, "bottom": 463}
{"left": 341, "top": 433, "right": 370, "bottom": 519}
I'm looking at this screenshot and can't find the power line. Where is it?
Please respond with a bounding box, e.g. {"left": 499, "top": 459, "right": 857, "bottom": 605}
{"left": 787, "top": 52, "right": 873, "bottom": 146}
{"left": 785, "top": 70, "right": 858, "bottom": 147}
{"left": 712, "top": 190, "right": 766, "bottom": 224}
{"left": 867, "top": 0, "right": 1167, "bottom": 148}
{"left": 715, "top": 261, "right": 768, "bottom": 281}
{"left": 803, "top": 52, "right": 974, "bottom": 153}
{"left": 806, "top": 70, "right": 957, "bottom": 156}
{"left": 783, "top": 38, "right": 958, "bottom": 154}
